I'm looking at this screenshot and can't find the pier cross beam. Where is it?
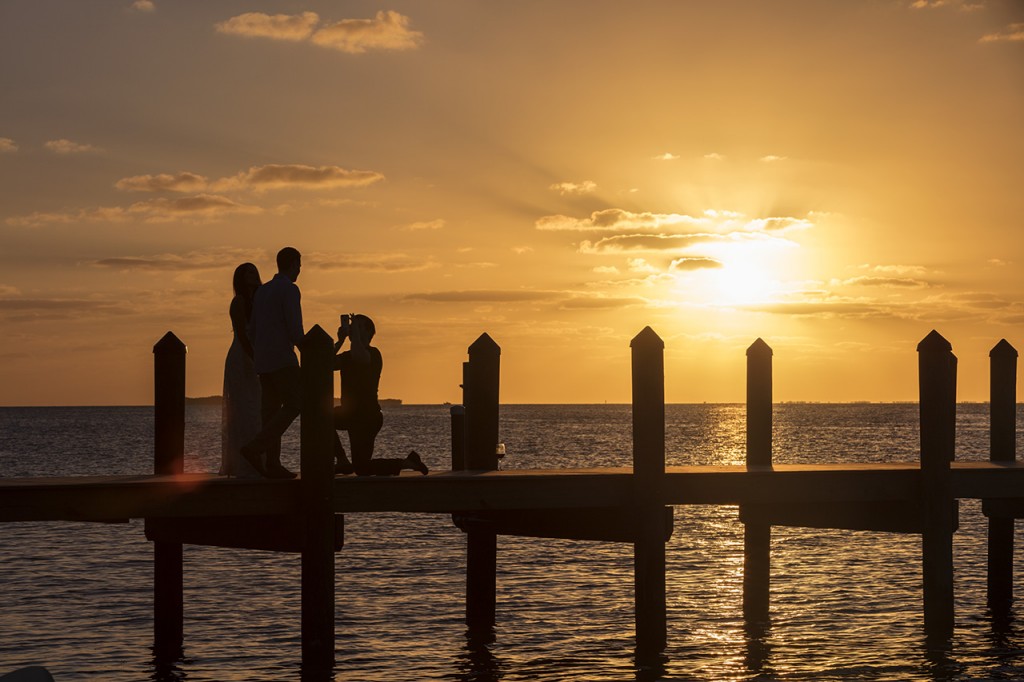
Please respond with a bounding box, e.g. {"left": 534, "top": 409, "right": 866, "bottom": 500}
{"left": 152, "top": 332, "right": 186, "bottom": 658}
{"left": 464, "top": 333, "right": 501, "bottom": 629}
{"left": 742, "top": 338, "right": 772, "bottom": 627}
{"left": 987, "top": 339, "right": 1018, "bottom": 611}
{"left": 631, "top": 326, "right": 667, "bottom": 656}
{"left": 918, "top": 329, "right": 956, "bottom": 641}
{"left": 299, "top": 325, "right": 337, "bottom": 671}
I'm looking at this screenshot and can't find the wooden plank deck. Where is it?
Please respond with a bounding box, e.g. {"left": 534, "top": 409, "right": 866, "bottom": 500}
{"left": 2, "top": 461, "right": 1024, "bottom": 522}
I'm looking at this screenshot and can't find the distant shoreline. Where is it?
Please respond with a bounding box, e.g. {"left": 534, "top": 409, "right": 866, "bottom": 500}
{"left": 184, "top": 395, "right": 405, "bottom": 407}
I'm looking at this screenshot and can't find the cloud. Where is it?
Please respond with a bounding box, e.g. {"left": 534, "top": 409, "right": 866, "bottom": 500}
{"left": 549, "top": 180, "right": 597, "bottom": 196}
{"left": 44, "top": 139, "right": 102, "bottom": 154}
{"left": 670, "top": 257, "right": 724, "bottom": 271}
{"left": 837, "top": 276, "right": 931, "bottom": 288}
{"left": 652, "top": 152, "right": 679, "bottom": 161}
{"left": 403, "top": 219, "right": 445, "bottom": 231}
{"left": 559, "top": 295, "right": 648, "bottom": 310}
{"left": 215, "top": 11, "right": 319, "bottom": 41}
{"left": 980, "top": 23, "right": 1024, "bottom": 43}
{"left": 95, "top": 247, "right": 266, "bottom": 272}
{"left": 115, "top": 164, "right": 384, "bottom": 194}
{"left": 592, "top": 265, "right": 619, "bottom": 274}
{"left": 128, "top": 194, "right": 262, "bottom": 221}
{"left": 860, "top": 263, "right": 930, "bottom": 276}
{"left": 0, "top": 138, "right": 17, "bottom": 153}
{"left": 217, "top": 10, "right": 424, "bottom": 54}
{"left": 403, "top": 290, "right": 560, "bottom": 303}
{"left": 537, "top": 208, "right": 707, "bottom": 232}
{"left": 130, "top": 0, "right": 155, "bottom": 12}
{"left": 311, "top": 10, "right": 424, "bottom": 54}
{"left": 10, "top": 195, "right": 261, "bottom": 226}
{"left": 703, "top": 152, "right": 725, "bottom": 160}
{"left": 760, "top": 155, "right": 787, "bottom": 163}
{"left": 0, "top": 297, "right": 124, "bottom": 321}
{"left": 307, "top": 252, "right": 437, "bottom": 272}
{"left": 579, "top": 234, "right": 724, "bottom": 253}
{"left": 115, "top": 172, "right": 209, "bottom": 193}
{"left": 215, "top": 164, "right": 384, "bottom": 192}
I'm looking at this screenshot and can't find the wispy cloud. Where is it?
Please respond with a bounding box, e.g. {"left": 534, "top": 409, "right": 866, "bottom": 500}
{"left": 760, "top": 155, "right": 787, "bottom": 163}
{"left": 652, "top": 152, "right": 679, "bottom": 161}
{"left": 980, "top": 23, "right": 1024, "bottom": 43}
{"left": 536, "top": 208, "right": 812, "bottom": 234}
{"left": 703, "top": 152, "right": 725, "bottom": 161}
{"left": 403, "top": 219, "right": 445, "bottom": 231}
{"left": 215, "top": 164, "right": 384, "bottom": 192}
{"left": 0, "top": 138, "right": 17, "bottom": 153}
{"left": 307, "top": 252, "right": 438, "bottom": 272}
{"left": 549, "top": 180, "right": 597, "bottom": 196}
{"left": 8, "top": 194, "right": 260, "bottom": 226}
{"left": 217, "top": 10, "right": 424, "bottom": 54}
{"left": 403, "top": 290, "right": 559, "bottom": 303}
{"left": 44, "top": 139, "right": 102, "bottom": 154}
{"left": 670, "top": 257, "right": 724, "bottom": 271}
{"left": 115, "top": 172, "right": 209, "bottom": 193}
{"left": 130, "top": 0, "right": 155, "bottom": 12}
{"left": 95, "top": 247, "right": 266, "bottom": 272}
{"left": 115, "top": 164, "right": 384, "bottom": 194}
{"left": 836, "top": 276, "right": 932, "bottom": 288}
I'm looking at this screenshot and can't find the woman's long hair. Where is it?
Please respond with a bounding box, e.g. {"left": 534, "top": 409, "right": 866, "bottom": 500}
{"left": 232, "top": 262, "right": 261, "bottom": 320}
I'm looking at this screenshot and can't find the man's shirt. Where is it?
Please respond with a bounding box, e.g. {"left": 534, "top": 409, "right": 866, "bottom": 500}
{"left": 250, "top": 273, "right": 304, "bottom": 374}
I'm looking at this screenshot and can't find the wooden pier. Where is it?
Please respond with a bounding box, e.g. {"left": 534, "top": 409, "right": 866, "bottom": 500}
{"left": 0, "top": 326, "right": 1020, "bottom": 676}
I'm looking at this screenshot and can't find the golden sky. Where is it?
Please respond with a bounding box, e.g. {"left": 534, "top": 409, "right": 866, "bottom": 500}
{"left": 1, "top": 1, "right": 1022, "bottom": 405}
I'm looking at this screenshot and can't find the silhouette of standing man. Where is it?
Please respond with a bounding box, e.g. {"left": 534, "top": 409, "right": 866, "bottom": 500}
{"left": 241, "top": 246, "right": 304, "bottom": 479}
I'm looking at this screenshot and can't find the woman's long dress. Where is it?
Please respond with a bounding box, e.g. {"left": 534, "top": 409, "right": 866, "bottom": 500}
{"left": 220, "top": 331, "right": 261, "bottom": 477}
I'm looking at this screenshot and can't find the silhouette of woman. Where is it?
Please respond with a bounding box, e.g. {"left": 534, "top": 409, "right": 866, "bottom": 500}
{"left": 221, "top": 262, "right": 263, "bottom": 477}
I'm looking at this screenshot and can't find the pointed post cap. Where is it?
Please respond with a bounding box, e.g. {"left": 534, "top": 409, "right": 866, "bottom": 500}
{"left": 468, "top": 332, "right": 501, "bottom": 356}
{"left": 300, "top": 324, "right": 333, "bottom": 349}
{"left": 990, "top": 339, "right": 1018, "bottom": 358}
{"left": 746, "top": 337, "right": 772, "bottom": 357}
{"left": 630, "top": 326, "right": 664, "bottom": 350}
{"left": 917, "top": 329, "right": 952, "bottom": 353}
{"left": 153, "top": 331, "right": 186, "bottom": 354}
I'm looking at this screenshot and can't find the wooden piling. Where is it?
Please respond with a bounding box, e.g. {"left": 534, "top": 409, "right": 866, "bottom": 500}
{"left": 918, "top": 330, "right": 956, "bottom": 641}
{"left": 451, "top": 404, "right": 466, "bottom": 471}
{"left": 631, "top": 326, "right": 667, "bottom": 656}
{"left": 299, "top": 325, "right": 337, "bottom": 671}
{"left": 152, "top": 332, "right": 185, "bottom": 658}
{"left": 987, "top": 339, "right": 1017, "bottom": 611}
{"left": 463, "top": 334, "right": 500, "bottom": 629}
{"left": 743, "top": 339, "right": 772, "bottom": 626}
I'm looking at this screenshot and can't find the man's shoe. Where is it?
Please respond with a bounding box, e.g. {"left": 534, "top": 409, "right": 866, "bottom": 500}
{"left": 406, "top": 450, "right": 429, "bottom": 475}
{"left": 265, "top": 462, "right": 297, "bottom": 479}
{"left": 241, "top": 446, "right": 267, "bottom": 477}
{"left": 335, "top": 457, "right": 354, "bottom": 475}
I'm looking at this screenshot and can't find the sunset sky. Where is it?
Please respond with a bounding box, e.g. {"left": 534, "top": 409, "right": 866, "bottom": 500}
{"left": 1, "top": 0, "right": 1022, "bottom": 405}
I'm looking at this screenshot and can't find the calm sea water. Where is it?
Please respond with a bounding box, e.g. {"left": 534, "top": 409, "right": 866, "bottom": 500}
{"left": 1, "top": 404, "right": 1023, "bottom": 681}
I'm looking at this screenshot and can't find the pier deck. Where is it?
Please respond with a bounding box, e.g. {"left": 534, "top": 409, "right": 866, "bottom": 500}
{"left": 3, "top": 460, "right": 1023, "bottom": 522}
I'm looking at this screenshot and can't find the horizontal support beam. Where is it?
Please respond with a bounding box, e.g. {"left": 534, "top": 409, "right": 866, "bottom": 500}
{"left": 452, "top": 507, "right": 674, "bottom": 543}
{"left": 983, "top": 499, "right": 1024, "bottom": 519}
{"left": 145, "top": 514, "right": 344, "bottom": 552}
{"left": 2, "top": 461, "right": 1023, "bottom": 522}
{"left": 0, "top": 474, "right": 299, "bottom": 522}
{"left": 740, "top": 501, "right": 959, "bottom": 534}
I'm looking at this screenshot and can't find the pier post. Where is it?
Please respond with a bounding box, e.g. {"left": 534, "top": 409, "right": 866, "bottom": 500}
{"left": 987, "top": 339, "right": 1017, "bottom": 612}
{"left": 464, "top": 334, "right": 500, "bottom": 629}
{"left": 152, "top": 332, "right": 186, "bottom": 658}
{"left": 743, "top": 338, "right": 772, "bottom": 626}
{"left": 631, "top": 326, "right": 667, "bottom": 657}
{"left": 918, "top": 330, "right": 956, "bottom": 641}
{"left": 299, "top": 325, "right": 337, "bottom": 672}
{"left": 451, "top": 404, "right": 466, "bottom": 471}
